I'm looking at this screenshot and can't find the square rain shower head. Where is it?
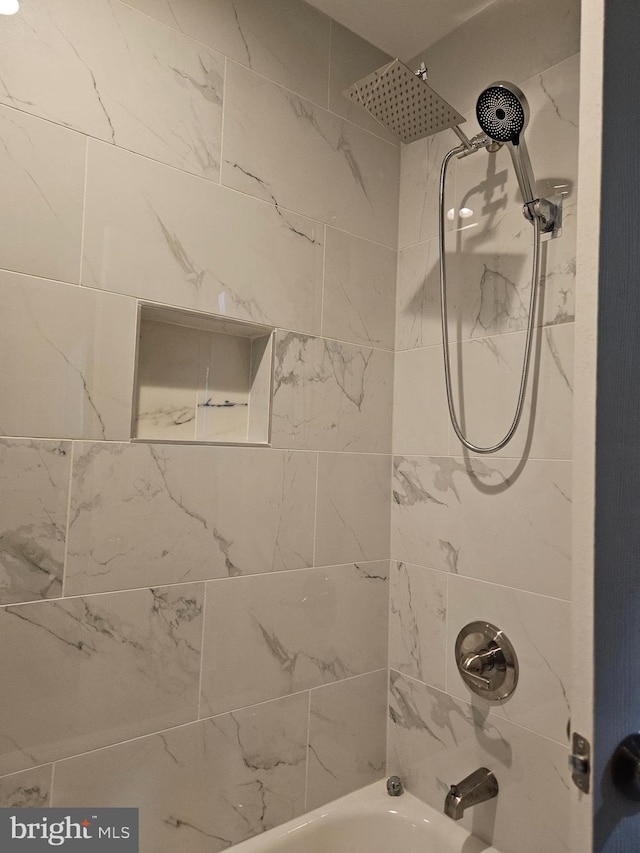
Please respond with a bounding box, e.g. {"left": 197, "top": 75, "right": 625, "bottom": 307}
{"left": 343, "top": 59, "right": 466, "bottom": 144}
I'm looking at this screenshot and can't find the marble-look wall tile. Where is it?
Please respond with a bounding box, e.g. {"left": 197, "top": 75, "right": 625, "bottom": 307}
{"left": 392, "top": 456, "right": 571, "bottom": 599}
{"left": 307, "top": 671, "right": 387, "bottom": 810}
{"left": 271, "top": 332, "right": 393, "bottom": 452}
{"left": 395, "top": 208, "right": 576, "bottom": 353}
{"left": 398, "top": 128, "right": 458, "bottom": 249}
{"left": 315, "top": 453, "right": 390, "bottom": 567}
{"left": 442, "top": 206, "right": 577, "bottom": 340}
{"left": 0, "top": 273, "right": 137, "bottom": 441}
{"left": 54, "top": 693, "right": 308, "bottom": 853}
{"left": 200, "top": 563, "right": 389, "bottom": 716}
{"left": 66, "top": 444, "right": 316, "bottom": 595}
{"left": 0, "top": 766, "right": 52, "bottom": 807}
{"left": 123, "top": 0, "right": 331, "bottom": 107}
{"left": 396, "top": 238, "right": 441, "bottom": 351}
{"left": 446, "top": 576, "right": 570, "bottom": 745}
{"left": 0, "top": 0, "right": 224, "bottom": 179}
{"left": 222, "top": 62, "right": 399, "bottom": 247}
{"left": 448, "top": 323, "right": 574, "bottom": 460}
{"left": 387, "top": 672, "right": 570, "bottom": 853}
{"left": 393, "top": 346, "right": 449, "bottom": 456}
{"left": 322, "top": 228, "right": 396, "bottom": 350}
{"left": 0, "top": 106, "right": 85, "bottom": 283}
{"left": 328, "top": 22, "right": 397, "bottom": 144}
{"left": 389, "top": 562, "right": 447, "bottom": 690}
{"left": 0, "top": 439, "right": 71, "bottom": 606}
{"left": 82, "top": 141, "right": 324, "bottom": 333}
{"left": 0, "top": 584, "right": 203, "bottom": 775}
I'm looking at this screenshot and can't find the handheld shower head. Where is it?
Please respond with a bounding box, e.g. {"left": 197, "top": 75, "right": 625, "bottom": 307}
{"left": 476, "top": 82, "right": 536, "bottom": 205}
{"left": 476, "top": 82, "right": 529, "bottom": 144}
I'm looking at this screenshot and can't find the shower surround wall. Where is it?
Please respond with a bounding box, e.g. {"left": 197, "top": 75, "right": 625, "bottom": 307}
{"left": 0, "top": 1, "right": 398, "bottom": 849}
{"left": 388, "top": 40, "right": 579, "bottom": 853}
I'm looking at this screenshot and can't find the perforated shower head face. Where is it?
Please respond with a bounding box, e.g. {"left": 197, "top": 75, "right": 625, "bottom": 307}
{"left": 476, "top": 82, "right": 529, "bottom": 144}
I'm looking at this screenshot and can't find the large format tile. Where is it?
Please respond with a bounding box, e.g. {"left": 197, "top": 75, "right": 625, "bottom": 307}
{"left": 307, "top": 671, "right": 387, "bottom": 810}
{"left": 396, "top": 238, "right": 441, "bottom": 352}
{"left": 66, "top": 444, "right": 316, "bottom": 595}
{"left": 222, "top": 62, "right": 399, "bottom": 247}
{"left": 389, "top": 562, "right": 447, "bottom": 690}
{"left": 398, "top": 128, "right": 458, "bottom": 249}
{"left": 0, "top": 584, "right": 203, "bottom": 775}
{"left": 271, "top": 332, "right": 393, "bottom": 452}
{"left": 393, "top": 346, "right": 449, "bottom": 456}
{"left": 315, "top": 453, "right": 390, "bottom": 567}
{"left": 0, "top": 439, "right": 71, "bottom": 606}
{"left": 0, "top": 766, "right": 52, "bottom": 807}
{"left": 0, "top": 106, "right": 85, "bottom": 283}
{"left": 0, "top": 0, "right": 224, "bottom": 178}
{"left": 82, "top": 141, "right": 324, "bottom": 333}
{"left": 123, "top": 0, "right": 331, "bottom": 106}
{"left": 387, "top": 672, "right": 570, "bottom": 853}
{"left": 395, "top": 207, "right": 576, "bottom": 353}
{"left": 200, "top": 563, "right": 389, "bottom": 715}
{"left": 447, "top": 323, "right": 574, "bottom": 460}
{"left": 391, "top": 456, "right": 571, "bottom": 599}
{"left": 0, "top": 273, "right": 136, "bottom": 441}
{"left": 446, "top": 576, "right": 570, "bottom": 745}
{"left": 443, "top": 206, "right": 577, "bottom": 340}
{"left": 323, "top": 228, "right": 396, "bottom": 349}
{"left": 54, "top": 693, "right": 308, "bottom": 853}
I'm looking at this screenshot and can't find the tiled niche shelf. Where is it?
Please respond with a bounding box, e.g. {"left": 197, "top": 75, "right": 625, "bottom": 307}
{"left": 132, "top": 303, "right": 274, "bottom": 446}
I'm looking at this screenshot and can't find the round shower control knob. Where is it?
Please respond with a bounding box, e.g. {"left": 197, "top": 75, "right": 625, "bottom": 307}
{"left": 455, "top": 622, "right": 518, "bottom": 700}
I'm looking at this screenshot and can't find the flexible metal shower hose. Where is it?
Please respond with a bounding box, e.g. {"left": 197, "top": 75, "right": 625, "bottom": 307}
{"left": 438, "top": 144, "right": 541, "bottom": 454}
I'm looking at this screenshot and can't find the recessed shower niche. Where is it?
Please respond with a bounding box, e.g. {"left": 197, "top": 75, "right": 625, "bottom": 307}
{"left": 132, "top": 304, "right": 274, "bottom": 445}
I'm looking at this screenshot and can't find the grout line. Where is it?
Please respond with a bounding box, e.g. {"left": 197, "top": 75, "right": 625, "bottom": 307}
{"left": 390, "top": 669, "right": 570, "bottom": 750}
{"left": 311, "top": 452, "right": 320, "bottom": 568}
{"left": 304, "top": 689, "right": 312, "bottom": 812}
{"left": 319, "top": 224, "right": 327, "bottom": 338}
{"left": 0, "top": 560, "right": 392, "bottom": 610}
{"left": 48, "top": 762, "right": 55, "bottom": 808}
{"left": 196, "top": 582, "right": 208, "bottom": 720}
{"left": 77, "top": 138, "right": 90, "bottom": 286}
{"left": 60, "top": 442, "right": 76, "bottom": 599}
{"left": 218, "top": 55, "right": 228, "bottom": 187}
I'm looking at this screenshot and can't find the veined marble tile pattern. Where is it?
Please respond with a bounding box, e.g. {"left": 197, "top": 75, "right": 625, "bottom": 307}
{"left": 65, "top": 443, "right": 317, "bottom": 594}
{"left": 392, "top": 455, "right": 572, "bottom": 599}
{"left": 0, "top": 584, "right": 204, "bottom": 775}
{"left": 307, "top": 670, "right": 387, "bottom": 810}
{"left": 272, "top": 332, "right": 393, "bottom": 452}
{"left": 387, "top": 672, "right": 570, "bottom": 853}
{"left": 0, "top": 0, "right": 225, "bottom": 178}
{"left": 122, "top": 0, "right": 332, "bottom": 109}
{"left": 200, "top": 562, "right": 389, "bottom": 716}
{"left": 0, "top": 105, "right": 85, "bottom": 283}
{"left": 222, "top": 62, "right": 400, "bottom": 248}
{"left": 82, "top": 141, "right": 325, "bottom": 334}
{"left": 53, "top": 694, "right": 309, "bottom": 853}
{"left": 389, "top": 562, "right": 447, "bottom": 691}
{"left": 0, "top": 272, "right": 137, "bottom": 441}
{"left": 446, "top": 576, "right": 571, "bottom": 745}
{"left": 315, "top": 453, "right": 391, "bottom": 567}
{"left": 0, "top": 440, "right": 71, "bottom": 606}
{"left": 0, "top": 766, "right": 52, "bottom": 808}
